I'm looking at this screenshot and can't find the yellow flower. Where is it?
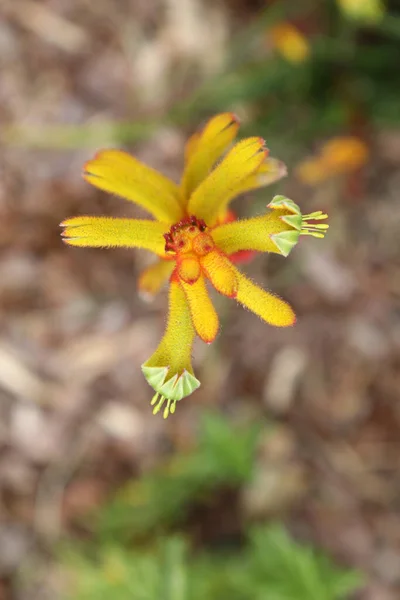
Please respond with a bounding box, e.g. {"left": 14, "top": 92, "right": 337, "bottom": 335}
{"left": 269, "top": 23, "right": 310, "bottom": 64}
{"left": 337, "top": 0, "right": 385, "bottom": 23}
{"left": 61, "top": 114, "right": 328, "bottom": 417}
{"left": 296, "top": 136, "right": 369, "bottom": 185}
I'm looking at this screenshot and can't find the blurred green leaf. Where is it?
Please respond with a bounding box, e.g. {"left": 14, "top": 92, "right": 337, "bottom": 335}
{"left": 64, "top": 525, "right": 363, "bottom": 600}
{"left": 62, "top": 413, "right": 362, "bottom": 600}
{"left": 63, "top": 537, "right": 188, "bottom": 600}
{"left": 5, "top": 2, "right": 400, "bottom": 150}
{"left": 95, "top": 413, "right": 261, "bottom": 543}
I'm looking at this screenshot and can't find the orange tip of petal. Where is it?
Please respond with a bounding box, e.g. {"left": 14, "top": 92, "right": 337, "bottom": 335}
{"left": 257, "top": 138, "right": 267, "bottom": 151}
{"left": 226, "top": 112, "right": 240, "bottom": 127}
{"left": 199, "top": 328, "right": 219, "bottom": 344}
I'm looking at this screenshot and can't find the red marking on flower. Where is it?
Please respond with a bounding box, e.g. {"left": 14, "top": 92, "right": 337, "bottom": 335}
{"left": 229, "top": 250, "right": 257, "bottom": 264}
{"left": 164, "top": 215, "right": 209, "bottom": 254}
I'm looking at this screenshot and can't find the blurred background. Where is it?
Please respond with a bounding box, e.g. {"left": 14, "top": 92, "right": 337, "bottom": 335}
{"left": 1, "top": 0, "right": 400, "bottom": 598}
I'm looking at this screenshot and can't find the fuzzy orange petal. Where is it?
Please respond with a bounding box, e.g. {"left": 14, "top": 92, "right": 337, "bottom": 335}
{"left": 180, "top": 275, "right": 219, "bottom": 343}
{"left": 177, "top": 256, "right": 201, "bottom": 285}
{"left": 200, "top": 250, "right": 238, "bottom": 298}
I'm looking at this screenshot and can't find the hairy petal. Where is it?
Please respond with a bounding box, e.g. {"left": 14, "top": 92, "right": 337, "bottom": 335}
{"left": 142, "top": 279, "right": 200, "bottom": 417}
{"left": 137, "top": 259, "right": 175, "bottom": 300}
{"left": 181, "top": 113, "right": 240, "bottom": 199}
{"left": 235, "top": 269, "right": 296, "bottom": 327}
{"left": 211, "top": 208, "right": 292, "bottom": 256}
{"left": 180, "top": 275, "right": 219, "bottom": 343}
{"left": 83, "top": 149, "right": 183, "bottom": 223}
{"left": 177, "top": 256, "right": 202, "bottom": 284}
{"left": 200, "top": 250, "right": 238, "bottom": 297}
{"left": 188, "top": 137, "right": 268, "bottom": 225}
{"left": 60, "top": 216, "right": 168, "bottom": 256}
{"left": 221, "top": 157, "right": 287, "bottom": 210}
{"left": 144, "top": 279, "right": 195, "bottom": 373}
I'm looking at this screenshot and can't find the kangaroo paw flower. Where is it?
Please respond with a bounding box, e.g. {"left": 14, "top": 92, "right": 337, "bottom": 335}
{"left": 62, "top": 115, "right": 329, "bottom": 416}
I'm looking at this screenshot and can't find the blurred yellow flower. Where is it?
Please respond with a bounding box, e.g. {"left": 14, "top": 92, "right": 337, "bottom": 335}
{"left": 270, "top": 23, "right": 310, "bottom": 64}
{"left": 296, "top": 136, "right": 369, "bottom": 185}
{"left": 61, "top": 114, "right": 328, "bottom": 417}
{"left": 337, "top": 0, "right": 385, "bottom": 23}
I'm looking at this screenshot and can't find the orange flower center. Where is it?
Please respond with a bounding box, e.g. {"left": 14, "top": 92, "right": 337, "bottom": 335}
{"left": 164, "top": 216, "right": 216, "bottom": 285}
{"left": 164, "top": 216, "right": 215, "bottom": 258}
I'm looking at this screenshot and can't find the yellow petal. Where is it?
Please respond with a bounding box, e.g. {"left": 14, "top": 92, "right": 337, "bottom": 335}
{"left": 142, "top": 279, "right": 200, "bottom": 417}
{"left": 235, "top": 269, "right": 295, "bottom": 327}
{"left": 184, "top": 131, "right": 201, "bottom": 165}
{"left": 60, "top": 216, "right": 167, "bottom": 255}
{"left": 188, "top": 137, "right": 268, "bottom": 225}
{"left": 144, "top": 278, "right": 195, "bottom": 374}
{"left": 83, "top": 149, "right": 183, "bottom": 223}
{"left": 200, "top": 250, "right": 238, "bottom": 298}
{"left": 181, "top": 113, "right": 240, "bottom": 199}
{"left": 211, "top": 208, "right": 292, "bottom": 256}
{"left": 177, "top": 256, "right": 201, "bottom": 284}
{"left": 218, "top": 157, "right": 287, "bottom": 215}
{"left": 236, "top": 157, "right": 287, "bottom": 194}
{"left": 180, "top": 276, "right": 219, "bottom": 343}
{"left": 137, "top": 259, "right": 175, "bottom": 299}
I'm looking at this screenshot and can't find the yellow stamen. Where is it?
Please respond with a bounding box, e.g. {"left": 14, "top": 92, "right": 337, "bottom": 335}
{"left": 300, "top": 212, "right": 329, "bottom": 239}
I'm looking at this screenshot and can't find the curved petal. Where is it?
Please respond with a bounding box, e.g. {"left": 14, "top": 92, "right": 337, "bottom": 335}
{"left": 137, "top": 259, "right": 175, "bottom": 300}
{"left": 60, "top": 216, "right": 168, "bottom": 256}
{"left": 83, "top": 149, "right": 183, "bottom": 223}
{"left": 177, "top": 256, "right": 201, "bottom": 284}
{"left": 235, "top": 268, "right": 296, "bottom": 327}
{"left": 200, "top": 250, "right": 238, "bottom": 298}
{"left": 181, "top": 113, "right": 240, "bottom": 199}
{"left": 180, "top": 275, "right": 219, "bottom": 344}
{"left": 187, "top": 137, "right": 268, "bottom": 226}
{"left": 142, "top": 279, "right": 200, "bottom": 418}
{"left": 222, "top": 157, "right": 287, "bottom": 209}
{"left": 211, "top": 208, "right": 294, "bottom": 257}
